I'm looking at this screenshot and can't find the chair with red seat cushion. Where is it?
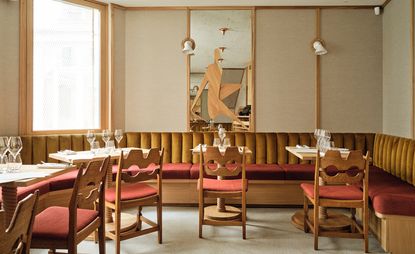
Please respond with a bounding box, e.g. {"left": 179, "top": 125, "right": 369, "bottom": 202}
{"left": 198, "top": 146, "right": 248, "bottom": 239}
{"left": 0, "top": 191, "right": 38, "bottom": 254}
{"left": 31, "top": 157, "right": 109, "bottom": 254}
{"left": 301, "top": 150, "right": 370, "bottom": 252}
{"left": 105, "top": 148, "right": 164, "bottom": 254}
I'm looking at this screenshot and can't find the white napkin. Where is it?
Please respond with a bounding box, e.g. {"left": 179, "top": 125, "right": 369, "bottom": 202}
{"left": 37, "top": 163, "right": 70, "bottom": 169}
{"left": 58, "top": 150, "right": 77, "bottom": 155}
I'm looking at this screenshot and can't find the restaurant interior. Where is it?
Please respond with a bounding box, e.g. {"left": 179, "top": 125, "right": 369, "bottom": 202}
{"left": 0, "top": 0, "right": 414, "bottom": 253}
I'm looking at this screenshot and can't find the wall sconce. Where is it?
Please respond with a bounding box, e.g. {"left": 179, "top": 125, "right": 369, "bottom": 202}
{"left": 219, "top": 28, "right": 229, "bottom": 36}
{"left": 182, "top": 38, "right": 196, "bottom": 55}
{"left": 218, "top": 47, "right": 226, "bottom": 52}
{"left": 312, "top": 40, "right": 328, "bottom": 55}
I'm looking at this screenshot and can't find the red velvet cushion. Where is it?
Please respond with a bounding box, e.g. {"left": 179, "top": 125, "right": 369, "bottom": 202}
{"left": 301, "top": 183, "right": 363, "bottom": 200}
{"left": 190, "top": 164, "right": 284, "bottom": 180}
{"left": 105, "top": 183, "right": 157, "bottom": 203}
{"left": 197, "top": 178, "right": 247, "bottom": 192}
{"left": 48, "top": 169, "right": 79, "bottom": 191}
{"left": 0, "top": 180, "right": 50, "bottom": 203}
{"left": 281, "top": 164, "right": 315, "bottom": 180}
{"left": 372, "top": 193, "right": 415, "bottom": 216}
{"left": 32, "top": 206, "right": 98, "bottom": 240}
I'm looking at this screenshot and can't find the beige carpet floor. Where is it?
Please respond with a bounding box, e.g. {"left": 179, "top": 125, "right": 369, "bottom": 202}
{"left": 31, "top": 207, "right": 387, "bottom": 254}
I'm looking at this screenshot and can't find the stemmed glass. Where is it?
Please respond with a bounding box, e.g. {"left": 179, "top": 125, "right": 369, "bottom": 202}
{"left": 102, "top": 129, "right": 111, "bottom": 147}
{"left": 86, "top": 130, "right": 96, "bottom": 151}
{"left": 114, "top": 129, "right": 123, "bottom": 149}
{"left": 0, "top": 136, "right": 9, "bottom": 164}
{"left": 8, "top": 136, "right": 22, "bottom": 160}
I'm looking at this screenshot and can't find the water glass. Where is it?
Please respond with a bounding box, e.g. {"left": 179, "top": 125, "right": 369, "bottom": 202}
{"left": 0, "top": 155, "right": 8, "bottom": 173}
{"left": 7, "top": 153, "right": 22, "bottom": 173}
{"left": 114, "top": 129, "right": 123, "bottom": 148}
{"left": 105, "top": 140, "right": 115, "bottom": 154}
{"left": 91, "top": 141, "right": 100, "bottom": 155}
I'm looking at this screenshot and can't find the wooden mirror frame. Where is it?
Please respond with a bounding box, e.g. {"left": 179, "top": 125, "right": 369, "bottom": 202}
{"left": 186, "top": 7, "right": 256, "bottom": 132}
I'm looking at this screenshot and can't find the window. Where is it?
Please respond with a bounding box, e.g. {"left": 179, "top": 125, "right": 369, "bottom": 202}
{"left": 20, "top": 0, "right": 108, "bottom": 134}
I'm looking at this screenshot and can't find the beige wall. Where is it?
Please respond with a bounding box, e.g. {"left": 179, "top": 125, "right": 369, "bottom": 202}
{"left": 256, "top": 9, "right": 316, "bottom": 132}
{"left": 382, "top": 0, "right": 412, "bottom": 138}
{"left": 112, "top": 8, "right": 126, "bottom": 130}
{"left": 320, "top": 9, "right": 383, "bottom": 133}
{"left": 0, "top": 1, "right": 19, "bottom": 135}
{"left": 124, "top": 10, "right": 187, "bottom": 132}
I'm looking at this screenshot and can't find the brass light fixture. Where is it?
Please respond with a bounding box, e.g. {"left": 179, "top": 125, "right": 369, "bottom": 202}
{"left": 181, "top": 38, "right": 196, "bottom": 55}
{"left": 219, "top": 27, "right": 229, "bottom": 35}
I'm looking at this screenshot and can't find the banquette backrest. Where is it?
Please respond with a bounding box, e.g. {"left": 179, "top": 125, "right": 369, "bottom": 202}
{"left": 20, "top": 132, "right": 375, "bottom": 166}
{"left": 374, "top": 134, "right": 415, "bottom": 186}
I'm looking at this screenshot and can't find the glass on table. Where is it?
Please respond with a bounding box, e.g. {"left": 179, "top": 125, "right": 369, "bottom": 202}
{"left": 8, "top": 136, "right": 22, "bottom": 159}
{"left": 91, "top": 141, "right": 100, "bottom": 155}
{"left": 114, "top": 129, "right": 123, "bottom": 148}
{"left": 102, "top": 129, "right": 111, "bottom": 146}
{"left": 213, "top": 138, "right": 221, "bottom": 147}
{"left": 105, "top": 140, "right": 115, "bottom": 154}
{"left": 7, "top": 153, "right": 22, "bottom": 173}
{"left": 86, "top": 130, "right": 96, "bottom": 149}
{"left": 0, "top": 154, "right": 8, "bottom": 173}
{"left": 223, "top": 138, "right": 230, "bottom": 148}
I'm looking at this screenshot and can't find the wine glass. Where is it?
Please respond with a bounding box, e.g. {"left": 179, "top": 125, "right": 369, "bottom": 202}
{"left": 0, "top": 136, "right": 8, "bottom": 166}
{"left": 114, "top": 129, "right": 123, "bottom": 148}
{"left": 102, "top": 129, "right": 111, "bottom": 147}
{"left": 0, "top": 154, "right": 8, "bottom": 173}
{"left": 91, "top": 141, "right": 100, "bottom": 155}
{"left": 8, "top": 136, "right": 22, "bottom": 160}
{"left": 86, "top": 130, "right": 96, "bottom": 150}
{"left": 7, "top": 153, "right": 22, "bottom": 173}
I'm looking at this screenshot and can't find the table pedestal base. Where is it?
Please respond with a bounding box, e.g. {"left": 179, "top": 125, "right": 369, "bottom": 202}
{"left": 205, "top": 205, "right": 241, "bottom": 221}
{"left": 292, "top": 209, "right": 352, "bottom": 232}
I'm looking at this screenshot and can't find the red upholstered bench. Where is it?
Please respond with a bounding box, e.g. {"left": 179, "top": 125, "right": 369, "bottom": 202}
{"left": 190, "top": 163, "right": 285, "bottom": 180}
{"left": 280, "top": 164, "right": 315, "bottom": 180}
{"left": 124, "top": 163, "right": 192, "bottom": 179}
{"left": 366, "top": 166, "right": 415, "bottom": 217}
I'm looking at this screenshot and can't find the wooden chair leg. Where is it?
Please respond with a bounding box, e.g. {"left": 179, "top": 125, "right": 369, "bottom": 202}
{"left": 157, "top": 201, "right": 162, "bottom": 244}
{"left": 242, "top": 193, "right": 247, "bottom": 240}
{"left": 198, "top": 195, "right": 204, "bottom": 238}
{"left": 137, "top": 206, "right": 142, "bottom": 231}
{"left": 115, "top": 209, "right": 121, "bottom": 254}
{"left": 98, "top": 220, "right": 106, "bottom": 254}
{"left": 314, "top": 205, "right": 319, "bottom": 250}
{"left": 364, "top": 206, "right": 369, "bottom": 253}
{"left": 303, "top": 195, "right": 309, "bottom": 233}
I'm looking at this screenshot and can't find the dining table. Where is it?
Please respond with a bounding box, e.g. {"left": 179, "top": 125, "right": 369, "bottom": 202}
{"left": 285, "top": 146, "right": 354, "bottom": 232}
{"left": 0, "top": 164, "right": 76, "bottom": 226}
{"left": 192, "top": 145, "right": 251, "bottom": 221}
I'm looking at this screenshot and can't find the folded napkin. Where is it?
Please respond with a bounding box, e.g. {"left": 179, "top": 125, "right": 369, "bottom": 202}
{"left": 58, "top": 150, "right": 77, "bottom": 155}
{"left": 37, "top": 163, "right": 70, "bottom": 169}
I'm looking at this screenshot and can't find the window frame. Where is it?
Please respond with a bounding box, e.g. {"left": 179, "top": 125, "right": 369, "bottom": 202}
{"left": 19, "top": 0, "right": 109, "bottom": 135}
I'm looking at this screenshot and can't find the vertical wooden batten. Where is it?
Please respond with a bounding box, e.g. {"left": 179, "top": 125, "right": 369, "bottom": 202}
{"left": 412, "top": 0, "right": 415, "bottom": 138}
{"left": 251, "top": 7, "right": 256, "bottom": 132}
{"left": 315, "top": 8, "right": 321, "bottom": 129}
{"left": 18, "top": 0, "right": 28, "bottom": 135}
{"left": 186, "top": 8, "right": 191, "bottom": 131}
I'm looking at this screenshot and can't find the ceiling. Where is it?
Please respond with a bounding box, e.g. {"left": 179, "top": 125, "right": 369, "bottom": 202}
{"left": 100, "top": 0, "right": 386, "bottom": 7}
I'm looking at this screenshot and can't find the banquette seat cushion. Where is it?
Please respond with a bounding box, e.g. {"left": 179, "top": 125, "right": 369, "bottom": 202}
{"left": 280, "top": 164, "right": 315, "bottom": 180}
{"left": 0, "top": 181, "right": 50, "bottom": 203}
{"left": 189, "top": 164, "right": 285, "bottom": 180}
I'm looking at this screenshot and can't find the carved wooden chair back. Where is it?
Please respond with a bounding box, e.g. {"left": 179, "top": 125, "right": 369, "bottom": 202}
{"left": 316, "top": 150, "right": 369, "bottom": 186}
{"left": 0, "top": 191, "right": 39, "bottom": 254}
{"left": 117, "top": 148, "right": 163, "bottom": 184}
{"left": 201, "top": 146, "right": 245, "bottom": 178}
{"left": 68, "top": 156, "right": 109, "bottom": 237}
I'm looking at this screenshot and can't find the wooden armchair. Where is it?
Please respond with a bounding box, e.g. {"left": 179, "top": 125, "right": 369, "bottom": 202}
{"left": 301, "top": 150, "right": 370, "bottom": 252}
{"left": 105, "top": 148, "right": 163, "bottom": 254}
{"left": 198, "top": 146, "right": 247, "bottom": 239}
{"left": 31, "top": 157, "right": 109, "bottom": 254}
{"left": 0, "top": 191, "right": 39, "bottom": 254}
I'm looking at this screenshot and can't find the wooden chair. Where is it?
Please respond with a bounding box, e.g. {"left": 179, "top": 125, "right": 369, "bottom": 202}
{"left": 30, "top": 156, "right": 109, "bottom": 254}
{"left": 105, "top": 148, "right": 163, "bottom": 254}
{"left": 198, "top": 146, "right": 247, "bottom": 239}
{"left": 0, "top": 191, "right": 39, "bottom": 254}
{"left": 301, "top": 150, "right": 370, "bottom": 252}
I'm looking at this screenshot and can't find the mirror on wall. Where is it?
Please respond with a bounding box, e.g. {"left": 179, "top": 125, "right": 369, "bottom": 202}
{"left": 189, "top": 10, "right": 253, "bottom": 132}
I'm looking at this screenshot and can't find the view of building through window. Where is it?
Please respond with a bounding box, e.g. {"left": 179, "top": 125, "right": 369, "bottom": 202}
{"left": 32, "top": 0, "right": 101, "bottom": 131}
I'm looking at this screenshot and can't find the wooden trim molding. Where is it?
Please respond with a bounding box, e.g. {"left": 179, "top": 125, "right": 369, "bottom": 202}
{"left": 251, "top": 7, "right": 256, "bottom": 132}
{"left": 412, "top": 0, "right": 415, "bottom": 138}
{"left": 19, "top": 0, "right": 109, "bottom": 135}
{"left": 186, "top": 8, "right": 191, "bottom": 131}
{"left": 315, "top": 8, "right": 322, "bottom": 130}
{"left": 125, "top": 6, "right": 379, "bottom": 11}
